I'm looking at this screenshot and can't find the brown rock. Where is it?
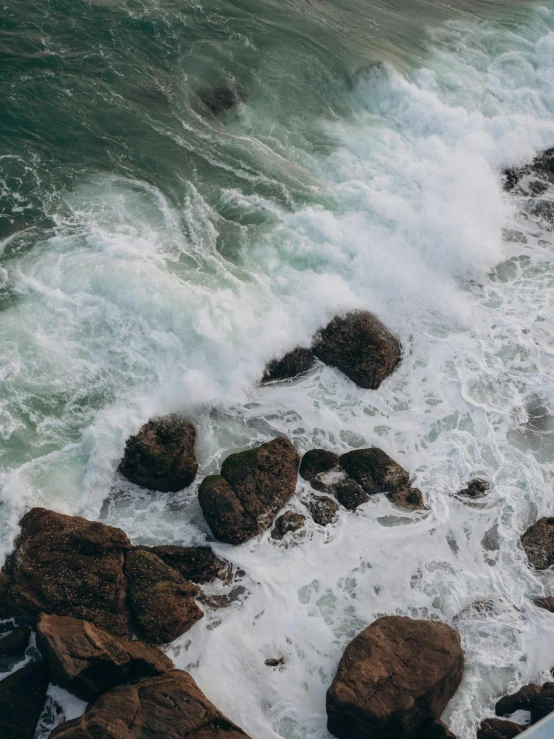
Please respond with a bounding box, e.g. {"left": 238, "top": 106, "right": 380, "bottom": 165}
{"left": 386, "top": 487, "right": 426, "bottom": 511}
{"left": 125, "top": 549, "right": 203, "bottom": 644}
{"left": 271, "top": 511, "right": 306, "bottom": 540}
{"left": 119, "top": 415, "right": 198, "bottom": 492}
{"left": 313, "top": 311, "right": 401, "bottom": 390}
{"left": 477, "top": 718, "right": 524, "bottom": 739}
{"left": 307, "top": 494, "right": 339, "bottom": 526}
{"left": 198, "top": 437, "right": 299, "bottom": 545}
{"left": 326, "top": 615, "right": 464, "bottom": 739}
{"left": 262, "top": 348, "right": 315, "bottom": 383}
{"left": 504, "top": 148, "right": 554, "bottom": 193}
{"left": 0, "top": 662, "right": 49, "bottom": 739}
{"left": 36, "top": 612, "right": 173, "bottom": 701}
{"left": 50, "top": 669, "right": 251, "bottom": 738}
{"left": 340, "top": 448, "right": 409, "bottom": 494}
{"left": 299, "top": 449, "right": 341, "bottom": 492}
{"left": 521, "top": 518, "right": 554, "bottom": 570}
{"left": 530, "top": 689, "right": 554, "bottom": 724}
{"left": 420, "top": 719, "right": 457, "bottom": 739}
{"left": 5, "top": 508, "right": 131, "bottom": 636}
{"left": 534, "top": 596, "right": 554, "bottom": 613}
{"left": 495, "top": 685, "right": 542, "bottom": 716}
{"left": 0, "top": 626, "right": 31, "bottom": 656}
{"left": 148, "top": 545, "right": 232, "bottom": 584}
{"left": 334, "top": 478, "right": 369, "bottom": 510}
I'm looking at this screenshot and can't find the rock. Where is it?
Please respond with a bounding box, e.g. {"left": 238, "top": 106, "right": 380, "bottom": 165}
{"left": 36, "top": 612, "right": 173, "bottom": 702}
{"left": 262, "top": 348, "right": 315, "bottom": 383}
{"left": 119, "top": 415, "right": 198, "bottom": 493}
{"left": 0, "top": 626, "right": 31, "bottom": 656}
{"left": 326, "top": 616, "right": 464, "bottom": 739}
{"left": 49, "top": 669, "right": 251, "bottom": 739}
{"left": 198, "top": 437, "right": 299, "bottom": 545}
{"left": 521, "top": 518, "right": 554, "bottom": 570}
{"left": 386, "top": 486, "right": 426, "bottom": 511}
{"left": 271, "top": 511, "right": 306, "bottom": 540}
{"left": 503, "top": 149, "right": 554, "bottom": 193}
{"left": 265, "top": 657, "right": 284, "bottom": 667}
{"left": 0, "top": 570, "right": 10, "bottom": 616}
{"left": 420, "top": 719, "right": 457, "bottom": 739}
{"left": 200, "top": 86, "right": 242, "bottom": 116}
{"left": 147, "top": 545, "right": 232, "bottom": 584}
{"left": 334, "top": 477, "right": 369, "bottom": 510}
{"left": 477, "top": 718, "right": 524, "bottom": 738}
{"left": 313, "top": 311, "right": 401, "bottom": 390}
{"left": 5, "top": 507, "right": 131, "bottom": 637}
{"left": 0, "top": 661, "right": 49, "bottom": 739}
{"left": 299, "top": 449, "right": 341, "bottom": 492}
{"left": 307, "top": 494, "right": 339, "bottom": 526}
{"left": 529, "top": 199, "right": 554, "bottom": 225}
{"left": 340, "top": 448, "right": 409, "bottom": 494}
{"left": 458, "top": 479, "right": 489, "bottom": 499}
{"left": 125, "top": 549, "right": 203, "bottom": 645}
{"left": 495, "top": 685, "right": 542, "bottom": 716}
{"left": 530, "top": 688, "right": 554, "bottom": 724}
{"left": 534, "top": 596, "right": 554, "bottom": 612}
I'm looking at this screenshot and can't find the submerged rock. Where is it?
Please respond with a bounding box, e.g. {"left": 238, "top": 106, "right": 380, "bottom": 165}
{"left": 0, "top": 661, "right": 49, "bottom": 739}
{"left": 326, "top": 615, "right": 464, "bottom": 739}
{"left": 37, "top": 612, "right": 173, "bottom": 702}
{"left": 199, "top": 437, "right": 299, "bottom": 545}
{"left": 458, "top": 479, "right": 489, "bottom": 499}
{"left": 386, "top": 486, "right": 426, "bottom": 511}
{"left": 534, "top": 596, "right": 554, "bottom": 613}
{"left": 333, "top": 477, "right": 369, "bottom": 510}
{"left": 119, "top": 415, "right": 198, "bottom": 492}
{"left": 271, "top": 511, "right": 306, "bottom": 540}
{"left": 495, "top": 685, "right": 542, "bottom": 716}
{"left": 125, "top": 549, "right": 203, "bottom": 645}
{"left": 477, "top": 718, "right": 524, "bottom": 739}
{"left": 199, "top": 85, "right": 243, "bottom": 116}
{"left": 340, "top": 447, "right": 409, "bottom": 494}
{"left": 5, "top": 507, "right": 131, "bottom": 637}
{"left": 313, "top": 311, "right": 401, "bottom": 389}
{"left": 0, "top": 626, "right": 31, "bottom": 656}
{"left": 262, "top": 347, "right": 315, "bottom": 383}
{"left": 147, "top": 545, "right": 232, "bottom": 584}
{"left": 307, "top": 493, "right": 339, "bottom": 526}
{"left": 521, "top": 517, "right": 554, "bottom": 570}
{"left": 50, "top": 669, "right": 252, "bottom": 739}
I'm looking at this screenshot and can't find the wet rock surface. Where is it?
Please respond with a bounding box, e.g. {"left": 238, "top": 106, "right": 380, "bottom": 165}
{"left": 334, "top": 477, "right": 369, "bottom": 510}
{"left": 271, "top": 511, "right": 306, "bottom": 540}
{"left": 119, "top": 415, "right": 198, "bottom": 492}
{"left": 458, "top": 479, "right": 489, "bottom": 499}
{"left": 262, "top": 347, "right": 315, "bottom": 383}
{"left": 37, "top": 612, "right": 173, "bottom": 701}
{"left": 477, "top": 718, "right": 524, "bottom": 739}
{"left": 534, "top": 595, "right": 554, "bottom": 612}
{"left": 521, "top": 517, "right": 554, "bottom": 570}
{"left": 307, "top": 494, "right": 339, "bottom": 525}
{"left": 0, "top": 625, "right": 31, "bottom": 656}
{"left": 147, "top": 545, "right": 232, "bottom": 584}
{"left": 326, "top": 615, "right": 464, "bottom": 739}
{"left": 495, "top": 684, "right": 541, "bottom": 716}
{"left": 0, "top": 661, "right": 49, "bottom": 739}
{"left": 299, "top": 449, "right": 341, "bottom": 485}
{"left": 340, "top": 447, "right": 409, "bottom": 494}
{"left": 386, "top": 486, "right": 426, "bottom": 511}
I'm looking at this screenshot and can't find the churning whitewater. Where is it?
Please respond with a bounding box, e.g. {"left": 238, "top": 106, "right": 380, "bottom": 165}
{"left": 1, "top": 0, "right": 554, "bottom": 737}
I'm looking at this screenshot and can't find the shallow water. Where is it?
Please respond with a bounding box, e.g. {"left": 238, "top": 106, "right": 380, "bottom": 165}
{"left": 1, "top": 0, "right": 554, "bottom": 737}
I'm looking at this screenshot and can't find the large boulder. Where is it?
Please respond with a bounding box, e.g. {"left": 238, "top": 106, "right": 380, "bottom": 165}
{"left": 199, "top": 437, "right": 300, "bottom": 545}
{"left": 4, "top": 508, "right": 131, "bottom": 637}
{"left": 521, "top": 518, "right": 554, "bottom": 570}
{"left": 0, "top": 662, "right": 49, "bottom": 739}
{"left": 125, "top": 549, "right": 203, "bottom": 644}
{"left": 50, "top": 669, "right": 251, "bottom": 739}
{"left": 262, "top": 347, "right": 315, "bottom": 383}
{"left": 340, "top": 448, "right": 409, "bottom": 495}
{"left": 36, "top": 612, "right": 173, "bottom": 701}
{"left": 504, "top": 148, "right": 554, "bottom": 193}
{"left": 386, "top": 487, "right": 426, "bottom": 512}
{"left": 313, "top": 311, "right": 401, "bottom": 389}
{"left": 119, "top": 415, "right": 198, "bottom": 492}
{"left": 147, "top": 545, "right": 232, "bottom": 584}
{"left": 495, "top": 684, "right": 541, "bottom": 716}
{"left": 326, "top": 615, "right": 464, "bottom": 739}
{"left": 530, "top": 686, "right": 554, "bottom": 724}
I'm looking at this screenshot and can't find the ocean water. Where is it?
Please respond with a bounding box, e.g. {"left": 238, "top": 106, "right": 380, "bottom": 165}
{"left": 2, "top": 0, "right": 554, "bottom": 737}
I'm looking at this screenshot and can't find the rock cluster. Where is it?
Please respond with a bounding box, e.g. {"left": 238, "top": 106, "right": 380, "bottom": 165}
{"left": 476, "top": 679, "right": 554, "bottom": 737}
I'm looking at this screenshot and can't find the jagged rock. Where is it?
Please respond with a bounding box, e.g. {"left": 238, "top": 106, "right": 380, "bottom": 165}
{"left": 495, "top": 685, "right": 542, "bottom": 716}
{"left": 313, "top": 311, "right": 401, "bottom": 389}
{"left": 334, "top": 477, "right": 369, "bottom": 510}
{"left": 534, "top": 596, "right": 554, "bottom": 612}
{"left": 530, "top": 687, "right": 554, "bottom": 724}
{"left": 420, "top": 720, "right": 458, "bottom": 739}
{"left": 386, "top": 486, "right": 426, "bottom": 511}
{"left": 119, "top": 415, "right": 198, "bottom": 492}
{"left": 299, "top": 449, "right": 341, "bottom": 492}
{"left": 477, "top": 718, "right": 524, "bottom": 738}
{"left": 5, "top": 508, "right": 131, "bottom": 636}
{"left": 125, "top": 549, "right": 202, "bottom": 645}
{"left": 50, "top": 669, "right": 251, "bottom": 738}
{"left": 0, "top": 626, "right": 31, "bottom": 656}
{"left": 199, "top": 437, "right": 299, "bottom": 545}
{"left": 521, "top": 518, "right": 554, "bottom": 570}
{"left": 340, "top": 448, "right": 409, "bottom": 494}
{"left": 0, "top": 661, "right": 49, "bottom": 739}
{"left": 36, "top": 612, "right": 173, "bottom": 701}
{"left": 326, "top": 615, "right": 464, "bottom": 739}
{"left": 200, "top": 86, "right": 242, "bottom": 116}
{"left": 271, "top": 511, "right": 306, "bottom": 540}
{"left": 503, "top": 148, "right": 554, "bottom": 192}
{"left": 262, "top": 348, "right": 315, "bottom": 383}
{"left": 458, "top": 479, "right": 489, "bottom": 499}
{"left": 307, "top": 494, "right": 339, "bottom": 526}
{"left": 147, "top": 545, "right": 232, "bottom": 584}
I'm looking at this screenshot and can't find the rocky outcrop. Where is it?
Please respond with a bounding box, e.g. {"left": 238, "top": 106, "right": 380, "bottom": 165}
{"left": 477, "top": 718, "right": 523, "bottom": 738}
{"left": 50, "top": 669, "right": 251, "bottom": 739}
{"left": 119, "top": 415, "right": 198, "bottom": 492}
{"left": 125, "top": 549, "right": 203, "bottom": 644}
{"left": 147, "top": 545, "right": 232, "bottom": 584}
{"left": 521, "top": 517, "right": 554, "bottom": 570}
{"left": 271, "top": 511, "right": 306, "bottom": 540}
{"left": 0, "top": 626, "right": 31, "bottom": 656}
{"left": 307, "top": 494, "right": 339, "bottom": 526}
{"left": 36, "top": 613, "right": 173, "bottom": 701}
{"left": 262, "top": 348, "right": 315, "bottom": 383}
{"left": 326, "top": 616, "right": 464, "bottom": 739}
{"left": 4, "top": 508, "right": 131, "bottom": 636}
{"left": 458, "top": 479, "right": 489, "bottom": 499}
{"left": 386, "top": 486, "right": 426, "bottom": 511}
{"left": 340, "top": 448, "right": 409, "bottom": 494}
{"left": 0, "top": 662, "right": 49, "bottom": 739}
{"left": 534, "top": 596, "right": 554, "bottom": 612}
{"left": 313, "top": 311, "right": 401, "bottom": 390}
{"left": 199, "top": 437, "right": 300, "bottom": 545}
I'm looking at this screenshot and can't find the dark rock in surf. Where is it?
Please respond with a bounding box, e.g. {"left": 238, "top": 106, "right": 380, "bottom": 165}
{"left": 477, "top": 718, "right": 524, "bottom": 739}
{"left": 529, "top": 199, "right": 554, "bottom": 225}
{"left": 333, "top": 477, "right": 369, "bottom": 510}
{"left": 313, "top": 311, "right": 401, "bottom": 389}
{"left": 534, "top": 596, "right": 554, "bottom": 613}
{"left": 531, "top": 688, "right": 554, "bottom": 724}
{"left": 147, "top": 545, "right": 232, "bottom": 584}
{"left": 458, "top": 479, "right": 489, "bottom": 499}
{"left": 307, "top": 493, "right": 339, "bottom": 526}
{"left": 271, "top": 511, "right": 306, "bottom": 540}
{"left": 0, "top": 571, "right": 10, "bottom": 616}
{"left": 0, "top": 626, "right": 31, "bottom": 656}
{"left": 198, "top": 437, "right": 300, "bottom": 545}
{"left": 503, "top": 148, "right": 554, "bottom": 193}
{"left": 119, "top": 415, "right": 198, "bottom": 492}
{"left": 50, "top": 669, "right": 252, "bottom": 739}
{"left": 262, "top": 347, "right": 315, "bottom": 383}
{"left": 36, "top": 612, "right": 173, "bottom": 702}
{"left": 299, "top": 449, "right": 341, "bottom": 491}
{"left": 200, "top": 86, "right": 242, "bottom": 116}
{"left": 386, "top": 486, "right": 426, "bottom": 511}
{"left": 0, "top": 661, "right": 49, "bottom": 739}
{"left": 326, "top": 615, "right": 464, "bottom": 739}
{"left": 340, "top": 447, "right": 409, "bottom": 495}
{"left": 5, "top": 507, "right": 131, "bottom": 637}
{"left": 521, "top": 517, "right": 554, "bottom": 570}
{"left": 124, "top": 549, "right": 202, "bottom": 645}
{"left": 421, "top": 720, "right": 458, "bottom": 739}
{"left": 495, "top": 684, "right": 542, "bottom": 716}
